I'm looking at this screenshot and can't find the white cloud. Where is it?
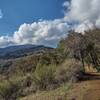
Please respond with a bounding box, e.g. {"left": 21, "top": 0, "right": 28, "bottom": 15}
{"left": 0, "top": 36, "right": 12, "bottom": 47}
{"left": 0, "top": 9, "right": 3, "bottom": 19}
{"left": 75, "top": 21, "right": 94, "bottom": 34}
{"left": 0, "top": 0, "right": 100, "bottom": 48}
{"left": 0, "top": 19, "right": 70, "bottom": 48}
{"left": 64, "top": 0, "right": 100, "bottom": 32}
{"left": 13, "top": 19, "right": 70, "bottom": 47}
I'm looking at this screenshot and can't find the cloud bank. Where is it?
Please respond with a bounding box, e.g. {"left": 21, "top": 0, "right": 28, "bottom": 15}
{"left": 0, "top": 19, "right": 70, "bottom": 47}
{"left": 0, "top": 0, "right": 100, "bottom": 47}
{"left": 64, "top": 0, "right": 100, "bottom": 32}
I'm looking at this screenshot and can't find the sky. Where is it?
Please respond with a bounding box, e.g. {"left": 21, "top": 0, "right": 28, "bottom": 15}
{"left": 0, "top": 0, "right": 100, "bottom": 48}
{"left": 0, "top": 0, "right": 66, "bottom": 35}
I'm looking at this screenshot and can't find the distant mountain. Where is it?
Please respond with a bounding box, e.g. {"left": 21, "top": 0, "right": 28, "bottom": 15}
{"left": 0, "top": 44, "right": 53, "bottom": 59}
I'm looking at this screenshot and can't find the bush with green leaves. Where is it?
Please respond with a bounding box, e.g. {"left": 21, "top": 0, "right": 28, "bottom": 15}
{"left": 0, "top": 79, "right": 22, "bottom": 100}
{"left": 55, "top": 59, "right": 83, "bottom": 83}
{"left": 33, "top": 64, "right": 57, "bottom": 90}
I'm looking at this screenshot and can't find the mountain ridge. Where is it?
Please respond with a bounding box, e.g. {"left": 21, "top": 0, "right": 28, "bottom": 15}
{"left": 0, "top": 44, "right": 53, "bottom": 59}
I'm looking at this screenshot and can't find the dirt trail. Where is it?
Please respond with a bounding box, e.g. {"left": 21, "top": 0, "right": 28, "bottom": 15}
{"left": 67, "top": 72, "right": 100, "bottom": 100}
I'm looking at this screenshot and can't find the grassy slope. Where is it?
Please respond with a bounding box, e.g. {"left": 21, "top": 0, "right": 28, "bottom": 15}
{"left": 20, "top": 73, "right": 100, "bottom": 100}
{"left": 20, "top": 83, "right": 72, "bottom": 100}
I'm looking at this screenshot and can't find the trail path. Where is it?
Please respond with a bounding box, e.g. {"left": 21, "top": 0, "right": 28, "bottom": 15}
{"left": 67, "top": 72, "right": 100, "bottom": 100}
{"left": 21, "top": 66, "right": 100, "bottom": 100}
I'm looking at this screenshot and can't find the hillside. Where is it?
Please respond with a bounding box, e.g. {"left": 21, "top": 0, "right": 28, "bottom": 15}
{"left": 0, "top": 44, "right": 53, "bottom": 59}
{"left": 0, "top": 29, "right": 99, "bottom": 100}
{"left": 21, "top": 73, "right": 100, "bottom": 100}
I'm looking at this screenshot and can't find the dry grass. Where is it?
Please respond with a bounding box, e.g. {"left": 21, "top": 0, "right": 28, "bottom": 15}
{"left": 20, "top": 83, "right": 72, "bottom": 100}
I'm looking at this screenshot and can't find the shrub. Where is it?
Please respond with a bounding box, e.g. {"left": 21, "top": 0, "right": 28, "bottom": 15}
{"left": 0, "top": 79, "right": 22, "bottom": 100}
{"left": 33, "top": 64, "right": 57, "bottom": 90}
{"left": 20, "top": 74, "right": 37, "bottom": 96}
{"left": 55, "top": 59, "right": 83, "bottom": 83}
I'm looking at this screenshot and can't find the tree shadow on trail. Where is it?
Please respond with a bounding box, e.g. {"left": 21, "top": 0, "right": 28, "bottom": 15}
{"left": 79, "top": 72, "right": 100, "bottom": 81}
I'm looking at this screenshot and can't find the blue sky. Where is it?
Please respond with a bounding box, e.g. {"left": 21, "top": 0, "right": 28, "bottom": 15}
{"left": 0, "top": 0, "right": 98, "bottom": 48}
{"left": 0, "top": 0, "right": 66, "bottom": 36}
{"left": 0, "top": 0, "right": 97, "bottom": 47}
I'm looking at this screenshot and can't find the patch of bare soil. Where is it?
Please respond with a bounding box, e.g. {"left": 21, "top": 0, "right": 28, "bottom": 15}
{"left": 67, "top": 72, "right": 100, "bottom": 100}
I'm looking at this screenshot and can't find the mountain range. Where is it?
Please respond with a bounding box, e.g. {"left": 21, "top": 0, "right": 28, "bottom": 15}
{"left": 0, "top": 44, "right": 53, "bottom": 59}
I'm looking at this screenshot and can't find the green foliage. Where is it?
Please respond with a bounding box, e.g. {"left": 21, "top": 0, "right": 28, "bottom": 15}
{"left": 0, "top": 79, "right": 22, "bottom": 100}
{"left": 57, "top": 29, "right": 100, "bottom": 71}
{"left": 55, "top": 59, "right": 83, "bottom": 83}
{"left": 57, "top": 39, "right": 70, "bottom": 59}
{"left": 9, "top": 51, "right": 64, "bottom": 76}
{"left": 38, "top": 51, "right": 64, "bottom": 66}
{"left": 57, "top": 39, "right": 66, "bottom": 53}
{"left": 33, "top": 64, "right": 57, "bottom": 90}
{"left": 9, "top": 55, "right": 40, "bottom": 76}
{"left": 0, "top": 29, "right": 100, "bottom": 99}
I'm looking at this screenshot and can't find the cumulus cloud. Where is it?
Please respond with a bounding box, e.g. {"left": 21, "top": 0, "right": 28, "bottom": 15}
{"left": 0, "top": 0, "right": 100, "bottom": 48}
{"left": 13, "top": 19, "right": 70, "bottom": 47}
{"left": 64, "top": 0, "right": 100, "bottom": 32}
{"left": 75, "top": 21, "right": 94, "bottom": 34}
{"left": 0, "top": 19, "right": 70, "bottom": 48}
